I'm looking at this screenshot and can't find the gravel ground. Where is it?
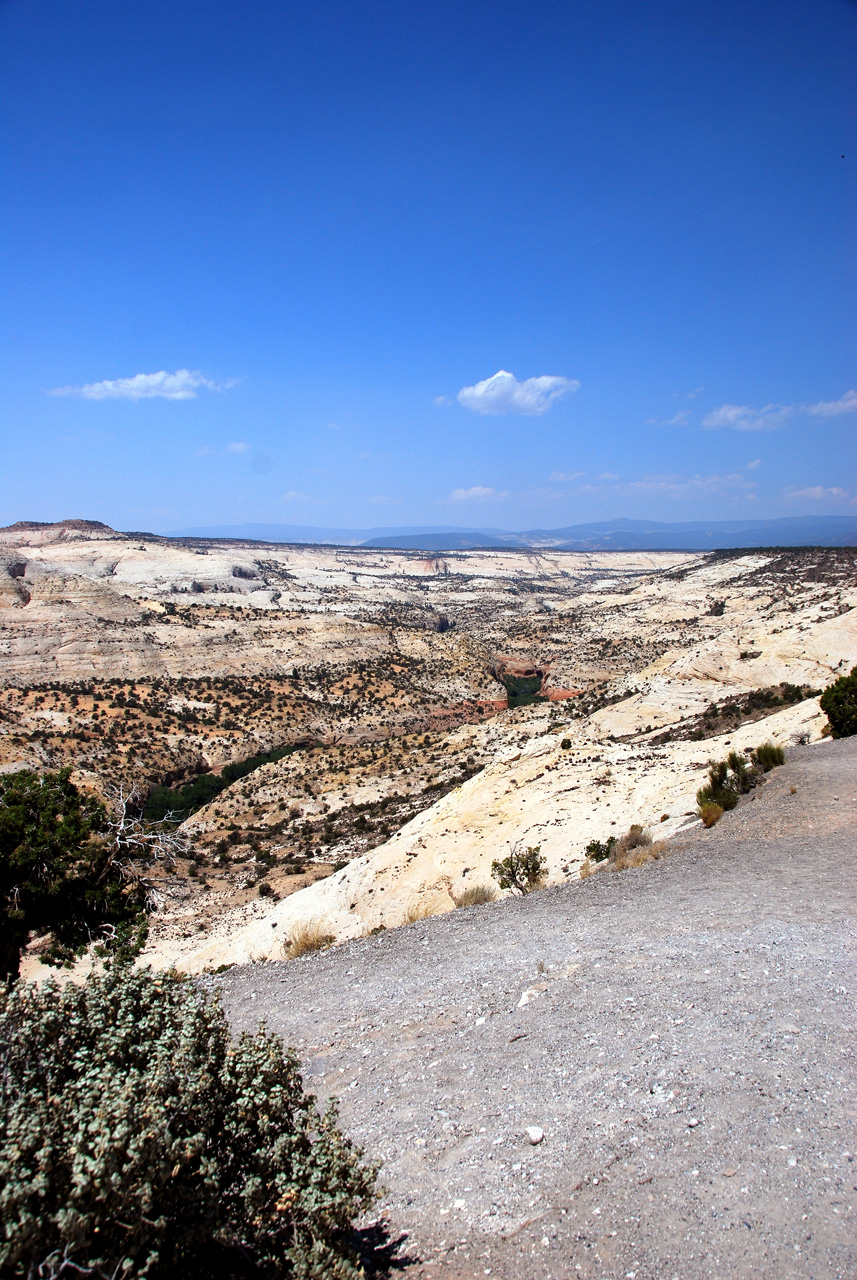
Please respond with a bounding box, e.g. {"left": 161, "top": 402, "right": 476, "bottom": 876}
{"left": 211, "top": 738, "right": 857, "bottom": 1279}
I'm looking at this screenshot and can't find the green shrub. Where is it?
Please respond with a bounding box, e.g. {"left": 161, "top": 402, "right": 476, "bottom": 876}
{"left": 0, "top": 770, "right": 150, "bottom": 979}
{"left": 695, "top": 743, "right": 785, "bottom": 818}
{"left": 0, "top": 967, "right": 377, "bottom": 1279}
{"left": 696, "top": 759, "right": 744, "bottom": 812}
{"left": 752, "top": 740, "right": 786, "bottom": 771}
{"left": 585, "top": 836, "right": 618, "bottom": 864}
{"left": 491, "top": 844, "right": 546, "bottom": 893}
{"left": 819, "top": 665, "right": 857, "bottom": 739}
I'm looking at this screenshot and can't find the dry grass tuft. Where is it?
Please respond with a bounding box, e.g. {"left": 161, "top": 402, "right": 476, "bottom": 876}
{"left": 454, "top": 883, "right": 497, "bottom": 908}
{"left": 578, "top": 859, "right": 597, "bottom": 880}
{"left": 699, "top": 802, "right": 724, "bottom": 828}
{"left": 282, "top": 918, "right": 334, "bottom": 959}
{"left": 404, "top": 900, "right": 436, "bottom": 924}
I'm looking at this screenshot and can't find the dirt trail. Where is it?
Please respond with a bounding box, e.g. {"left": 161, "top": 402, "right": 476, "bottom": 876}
{"left": 210, "top": 739, "right": 857, "bottom": 1280}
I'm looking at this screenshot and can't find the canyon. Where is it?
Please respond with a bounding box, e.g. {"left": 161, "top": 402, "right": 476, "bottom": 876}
{"left": 1, "top": 519, "right": 854, "bottom": 974}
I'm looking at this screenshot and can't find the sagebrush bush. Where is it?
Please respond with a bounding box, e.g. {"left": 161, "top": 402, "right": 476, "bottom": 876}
{"left": 819, "top": 665, "right": 857, "bottom": 738}
{"left": 581, "top": 826, "right": 664, "bottom": 874}
{"left": 696, "top": 743, "right": 785, "bottom": 822}
{"left": 0, "top": 967, "right": 377, "bottom": 1280}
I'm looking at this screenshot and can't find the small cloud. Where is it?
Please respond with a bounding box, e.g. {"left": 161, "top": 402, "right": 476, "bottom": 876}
{"left": 226, "top": 441, "right": 250, "bottom": 453}
{"left": 747, "top": 459, "right": 761, "bottom": 470}
{"left": 433, "top": 395, "right": 452, "bottom": 407}
{"left": 597, "top": 471, "right": 619, "bottom": 481}
{"left": 786, "top": 485, "right": 850, "bottom": 502}
{"left": 457, "top": 369, "right": 579, "bottom": 416}
{"left": 624, "top": 472, "right": 755, "bottom": 499}
{"left": 444, "top": 485, "right": 510, "bottom": 503}
{"left": 685, "top": 386, "right": 705, "bottom": 399}
{"left": 549, "top": 470, "right": 585, "bottom": 482}
{"left": 804, "top": 389, "right": 857, "bottom": 418}
{"left": 702, "top": 402, "right": 792, "bottom": 431}
{"left": 663, "top": 411, "right": 690, "bottom": 426}
{"left": 48, "top": 368, "right": 234, "bottom": 401}
{"left": 280, "top": 489, "right": 318, "bottom": 504}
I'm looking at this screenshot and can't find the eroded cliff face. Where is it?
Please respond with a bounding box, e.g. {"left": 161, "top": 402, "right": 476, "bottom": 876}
{"left": 3, "top": 522, "right": 855, "bottom": 976}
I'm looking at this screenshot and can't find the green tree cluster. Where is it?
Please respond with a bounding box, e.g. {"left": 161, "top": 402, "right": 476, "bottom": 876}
{"left": 820, "top": 665, "right": 857, "bottom": 738}
{"left": 0, "top": 769, "right": 148, "bottom": 979}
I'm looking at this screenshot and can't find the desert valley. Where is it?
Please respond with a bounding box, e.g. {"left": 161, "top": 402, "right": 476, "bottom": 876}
{"left": 2, "top": 518, "right": 854, "bottom": 976}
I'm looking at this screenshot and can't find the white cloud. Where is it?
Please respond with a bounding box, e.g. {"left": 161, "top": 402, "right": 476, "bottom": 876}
{"left": 280, "top": 489, "right": 318, "bottom": 504}
{"left": 703, "top": 389, "right": 856, "bottom": 431}
{"left": 662, "top": 410, "right": 690, "bottom": 426}
{"left": 549, "top": 470, "right": 585, "bottom": 482}
{"left": 702, "top": 402, "right": 792, "bottom": 431}
{"left": 48, "top": 368, "right": 234, "bottom": 401}
{"left": 444, "top": 485, "right": 510, "bottom": 503}
{"left": 786, "top": 485, "right": 850, "bottom": 502}
{"left": 804, "top": 389, "right": 857, "bottom": 418}
{"left": 226, "top": 441, "right": 250, "bottom": 453}
{"left": 623, "top": 472, "right": 755, "bottom": 499}
{"left": 433, "top": 395, "right": 452, "bottom": 407}
{"left": 747, "top": 459, "right": 761, "bottom": 470}
{"left": 597, "top": 471, "right": 619, "bottom": 480}
{"left": 457, "top": 369, "right": 579, "bottom": 416}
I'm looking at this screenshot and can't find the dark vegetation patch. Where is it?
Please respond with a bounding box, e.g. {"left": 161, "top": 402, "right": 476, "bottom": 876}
{"left": 500, "top": 673, "right": 547, "bottom": 708}
{"left": 144, "top": 744, "right": 306, "bottom": 822}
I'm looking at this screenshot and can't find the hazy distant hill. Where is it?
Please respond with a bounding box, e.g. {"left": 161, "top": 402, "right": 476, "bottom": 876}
{"left": 169, "top": 522, "right": 495, "bottom": 546}
{"left": 171, "top": 516, "right": 857, "bottom": 551}
{"left": 365, "top": 516, "right": 857, "bottom": 551}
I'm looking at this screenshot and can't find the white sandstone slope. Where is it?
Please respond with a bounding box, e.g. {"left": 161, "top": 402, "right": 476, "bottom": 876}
{"left": 178, "top": 591, "right": 857, "bottom": 973}
{"left": 180, "top": 695, "right": 829, "bottom": 972}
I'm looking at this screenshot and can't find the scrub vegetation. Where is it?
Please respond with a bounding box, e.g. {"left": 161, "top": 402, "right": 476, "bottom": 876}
{"left": 0, "top": 967, "right": 377, "bottom": 1279}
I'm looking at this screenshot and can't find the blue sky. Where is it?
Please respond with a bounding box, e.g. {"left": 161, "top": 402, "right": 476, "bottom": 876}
{"left": 1, "top": 0, "right": 854, "bottom": 532}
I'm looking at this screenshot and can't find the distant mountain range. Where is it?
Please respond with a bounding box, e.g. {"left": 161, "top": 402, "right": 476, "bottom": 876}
{"left": 171, "top": 516, "right": 857, "bottom": 551}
